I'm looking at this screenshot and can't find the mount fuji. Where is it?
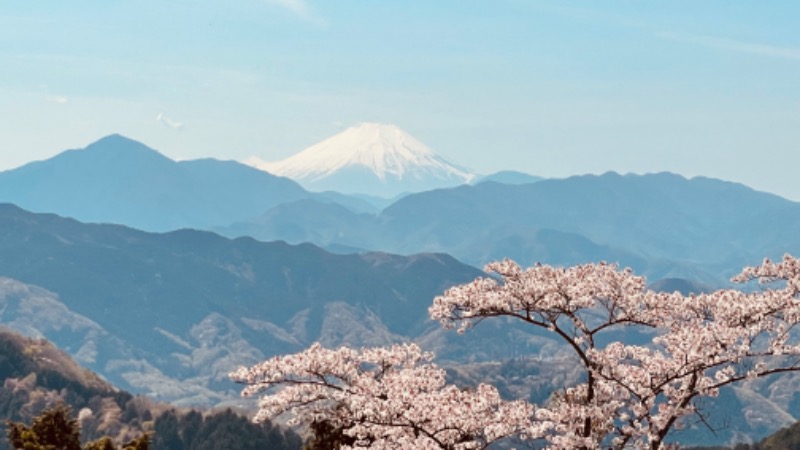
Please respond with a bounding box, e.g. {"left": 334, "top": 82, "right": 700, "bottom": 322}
{"left": 248, "top": 123, "right": 476, "bottom": 198}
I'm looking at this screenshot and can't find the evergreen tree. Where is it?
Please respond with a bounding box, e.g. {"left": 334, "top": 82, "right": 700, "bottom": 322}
{"left": 6, "top": 404, "right": 82, "bottom": 450}
{"left": 84, "top": 437, "right": 116, "bottom": 450}
{"left": 121, "top": 434, "right": 150, "bottom": 450}
{"left": 302, "top": 420, "right": 356, "bottom": 450}
{"left": 6, "top": 405, "right": 149, "bottom": 450}
{"left": 151, "top": 410, "right": 182, "bottom": 450}
{"left": 150, "top": 408, "right": 300, "bottom": 450}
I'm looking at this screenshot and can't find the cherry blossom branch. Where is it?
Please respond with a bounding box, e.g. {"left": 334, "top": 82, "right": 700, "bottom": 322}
{"left": 233, "top": 254, "right": 800, "bottom": 449}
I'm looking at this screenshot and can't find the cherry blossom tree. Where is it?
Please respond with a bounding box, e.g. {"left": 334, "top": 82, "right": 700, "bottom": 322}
{"left": 231, "top": 255, "right": 800, "bottom": 449}
{"left": 229, "top": 343, "right": 541, "bottom": 449}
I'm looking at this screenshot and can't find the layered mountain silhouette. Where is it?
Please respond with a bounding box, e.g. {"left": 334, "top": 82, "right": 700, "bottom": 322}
{"left": 0, "top": 204, "right": 484, "bottom": 405}
{"left": 6, "top": 134, "right": 800, "bottom": 446}
{"left": 219, "top": 172, "right": 800, "bottom": 286}
{"left": 472, "top": 170, "right": 543, "bottom": 186}
{"left": 4, "top": 134, "right": 799, "bottom": 287}
{"left": 0, "top": 134, "right": 368, "bottom": 231}
{"left": 1, "top": 205, "right": 798, "bottom": 447}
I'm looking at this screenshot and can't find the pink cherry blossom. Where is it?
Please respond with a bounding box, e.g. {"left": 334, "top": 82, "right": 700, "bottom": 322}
{"left": 230, "top": 342, "right": 542, "bottom": 449}
{"left": 233, "top": 255, "right": 800, "bottom": 449}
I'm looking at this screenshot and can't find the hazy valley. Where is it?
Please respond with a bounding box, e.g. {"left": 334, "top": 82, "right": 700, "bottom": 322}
{"left": 1, "top": 130, "right": 800, "bottom": 447}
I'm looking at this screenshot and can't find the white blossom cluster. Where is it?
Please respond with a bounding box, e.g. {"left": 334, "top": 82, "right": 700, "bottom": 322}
{"left": 230, "top": 343, "right": 541, "bottom": 449}
{"left": 233, "top": 255, "right": 800, "bottom": 449}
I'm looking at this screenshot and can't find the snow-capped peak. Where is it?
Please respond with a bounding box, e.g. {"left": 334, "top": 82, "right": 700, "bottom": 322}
{"left": 248, "top": 123, "right": 475, "bottom": 197}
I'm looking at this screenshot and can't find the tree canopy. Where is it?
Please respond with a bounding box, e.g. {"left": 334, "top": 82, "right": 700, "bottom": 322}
{"left": 6, "top": 404, "right": 149, "bottom": 450}
{"left": 231, "top": 255, "right": 800, "bottom": 449}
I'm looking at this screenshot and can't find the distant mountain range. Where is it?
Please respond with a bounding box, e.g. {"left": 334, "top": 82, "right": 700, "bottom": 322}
{"left": 248, "top": 123, "right": 476, "bottom": 197}
{"left": 4, "top": 134, "right": 799, "bottom": 287}
{"left": 6, "top": 134, "right": 800, "bottom": 446}
{"left": 0, "top": 134, "right": 376, "bottom": 231}
{"left": 1, "top": 205, "right": 798, "bottom": 447}
{"left": 0, "top": 204, "right": 486, "bottom": 405}
{"left": 219, "top": 172, "right": 800, "bottom": 286}
{"left": 471, "top": 170, "right": 543, "bottom": 185}
{"left": 0, "top": 133, "right": 530, "bottom": 230}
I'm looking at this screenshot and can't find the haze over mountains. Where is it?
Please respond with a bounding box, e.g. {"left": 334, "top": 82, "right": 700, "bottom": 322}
{"left": 0, "top": 134, "right": 378, "bottom": 231}
{"left": 0, "top": 203, "right": 484, "bottom": 404}
{"left": 220, "top": 172, "right": 800, "bottom": 286}
{"left": 3, "top": 133, "right": 800, "bottom": 446}
{"left": 0, "top": 204, "right": 797, "bottom": 447}
{"left": 3, "top": 133, "right": 800, "bottom": 287}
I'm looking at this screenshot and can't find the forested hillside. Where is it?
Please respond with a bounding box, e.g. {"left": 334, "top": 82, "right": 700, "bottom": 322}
{"left": 0, "top": 327, "right": 301, "bottom": 450}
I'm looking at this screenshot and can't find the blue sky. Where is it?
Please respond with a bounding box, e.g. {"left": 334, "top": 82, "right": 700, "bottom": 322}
{"left": 2, "top": 1, "right": 800, "bottom": 199}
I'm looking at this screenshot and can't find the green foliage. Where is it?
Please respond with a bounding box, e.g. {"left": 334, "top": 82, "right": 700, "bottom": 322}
{"left": 151, "top": 410, "right": 181, "bottom": 450}
{"left": 84, "top": 437, "right": 116, "bottom": 450}
{"left": 0, "top": 329, "right": 156, "bottom": 450}
{"left": 0, "top": 329, "right": 299, "bottom": 450}
{"left": 150, "top": 409, "right": 300, "bottom": 450}
{"left": 6, "top": 404, "right": 82, "bottom": 450}
{"left": 121, "top": 434, "right": 150, "bottom": 450}
{"left": 302, "top": 421, "right": 356, "bottom": 450}
{"left": 5, "top": 405, "right": 148, "bottom": 450}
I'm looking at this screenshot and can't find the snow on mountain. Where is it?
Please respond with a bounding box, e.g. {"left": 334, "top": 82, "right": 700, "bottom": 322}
{"left": 247, "top": 123, "right": 475, "bottom": 197}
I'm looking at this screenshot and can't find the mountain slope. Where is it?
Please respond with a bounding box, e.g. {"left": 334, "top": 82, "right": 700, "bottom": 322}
{"left": 218, "top": 172, "right": 800, "bottom": 286}
{"left": 380, "top": 172, "right": 800, "bottom": 272}
{"left": 0, "top": 326, "right": 303, "bottom": 450}
{"left": 3, "top": 207, "right": 799, "bottom": 447}
{"left": 0, "top": 135, "right": 327, "bottom": 231}
{"left": 219, "top": 198, "right": 376, "bottom": 250}
{"left": 0, "top": 326, "right": 145, "bottom": 449}
{"left": 253, "top": 123, "right": 475, "bottom": 197}
{"left": 0, "top": 204, "right": 483, "bottom": 404}
{"left": 472, "top": 170, "right": 543, "bottom": 185}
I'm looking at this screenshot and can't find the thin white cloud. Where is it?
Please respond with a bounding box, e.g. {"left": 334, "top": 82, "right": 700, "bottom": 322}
{"left": 156, "top": 112, "right": 184, "bottom": 130}
{"left": 266, "top": 0, "right": 310, "bottom": 17}
{"left": 657, "top": 31, "right": 800, "bottom": 61}
{"left": 545, "top": 5, "right": 800, "bottom": 62}
{"left": 47, "top": 95, "right": 69, "bottom": 104}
